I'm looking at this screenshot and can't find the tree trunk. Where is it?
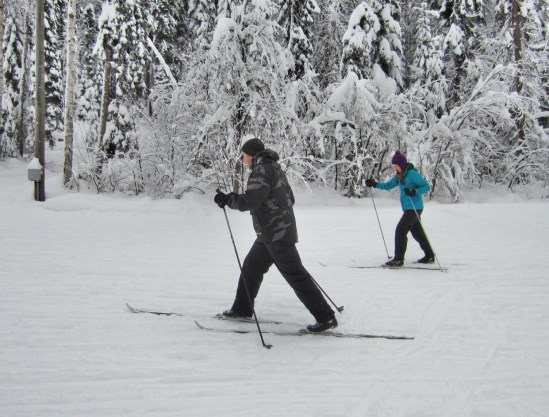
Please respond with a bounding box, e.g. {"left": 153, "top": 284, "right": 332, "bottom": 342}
{"left": 511, "top": 0, "right": 525, "bottom": 152}
{"left": 98, "top": 56, "right": 112, "bottom": 148}
{"left": 35, "top": 0, "right": 47, "bottom": 201}
{"left": 512, "top": 0, "right": 523, "bottom": 94}
{"left": 0, "top": 0, "right": 5, "bottom": 136}
{"left": 63, "top": 0, "right": 77, "bottom": 186}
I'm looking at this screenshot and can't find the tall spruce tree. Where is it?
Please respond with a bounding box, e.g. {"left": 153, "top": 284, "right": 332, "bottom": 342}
{"left": 341, "top": 0, "right": 404, "bottom": 92}
{"left": 150, "top": 0, "right": 190, "bottom": 73}
{"left": 311, "top": 0, "right": 355, "bottom": 88}
{"left": 184, "top": 0, "right": 293, "bottom": 188}
{"left": 96, "top": 0, "right": 150, "bottom": 155}
{"left": 44, "top": 0, "right": 66, "bottom": 147}
{"left": 495, "top": 0, "right": 547, "bottom": 103}
{"left": 188, "top": 0, "right": 236, "bottom": 43}
{"left": 77, "top": 3, "right": 102, "bottom": 146}
{"left": 437, "top": 0, "right": 485, "bottom": 108}
{"left": 1, "top": 7, "right": 23, "bottom": 159}
{"left": 278, "top": 0, "right": 320, "bottom": 80}
{"left": 411, "top": 1, "right": 447, "bottom": 121}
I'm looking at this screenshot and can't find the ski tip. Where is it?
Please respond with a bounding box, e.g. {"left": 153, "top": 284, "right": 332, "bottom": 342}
{"left": 126, "top": 302, "right": 137, "bottom": 313}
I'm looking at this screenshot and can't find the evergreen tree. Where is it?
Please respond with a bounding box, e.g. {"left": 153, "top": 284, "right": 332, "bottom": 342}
{"left": 188, "top": 0, "right": 236, "bottom": 42}
{"left": 183, "top": 0, "right": 294, "bottom": 188}
{"left": 411, "top": 1, "right": 447, "bottom": 121}
{"left": 1, "top": 8, "right": 22, "bottom": 159}
{"left": 77, "top": 3, "right": 102, "bottom": 146}
{"left": 311, "top": 0, "right": 355, "bottom": 88}
{"left": 278, "top": 0, "right": 320, "bottom": 80}
{"left": 44, "top": 0, "right": 66, "bottom": 147}
{"left": 96, "top": 0, "right": 150, "bottom": 155}
{"left": 189, "top": 0, "right": 219, "bottom": 38}
{"left": 495, "top": 0, "right": 547, "bottom": 106}
{"left": 400, "top": 0, "right": 420, "bottom": 89}
{"left": 147, "top": 0, "right": 190, "bottom": 80}
{"left": 341, "top": 0, "right": 404, "bottom": 93}
{"left": 437, "top": 0, "right": 485, "bottom": 108}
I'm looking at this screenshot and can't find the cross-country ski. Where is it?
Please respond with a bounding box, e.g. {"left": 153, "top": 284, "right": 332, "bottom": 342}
{"left": 194, "top": 321, "right": 414, "bottom": 340}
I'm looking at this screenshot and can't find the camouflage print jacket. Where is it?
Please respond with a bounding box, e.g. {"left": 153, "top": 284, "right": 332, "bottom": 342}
{"left": 227, "top": 149, "right": 298, "bottom": 243}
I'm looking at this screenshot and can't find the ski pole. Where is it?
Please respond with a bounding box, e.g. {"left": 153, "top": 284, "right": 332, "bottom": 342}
{"left": 220, "top": 203, "right": 272, "bottom": 349}
{"left": 369, "top": 189, "right": 391, "bottom": 259}
{"left": 309, "top": 276, "right": 344, "bottom": 313}
{"left": 407, "top": 196, "right": 445, "bottom": 272}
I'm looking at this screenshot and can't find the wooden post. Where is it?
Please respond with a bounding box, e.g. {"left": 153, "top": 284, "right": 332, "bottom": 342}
{"left": 34, "top": 0, "right": 46, "bottom": 201}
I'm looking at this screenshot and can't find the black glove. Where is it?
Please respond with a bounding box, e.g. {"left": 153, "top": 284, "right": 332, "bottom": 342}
{"left": 214, "top": 189, "right": 230, "bottom": 208}
{"left": 365, "top": 179, "right": 378, "bottom": 188}
{"left": 404, "top": 188, "right": 416, "bottom": 196}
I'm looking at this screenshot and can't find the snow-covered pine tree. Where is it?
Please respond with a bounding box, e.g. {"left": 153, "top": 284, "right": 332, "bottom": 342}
{"left": 320, "top": 0, "right": 406, "bottom": 196}
{"left": 86, "top": 0, "right": 152, "bottom": 194}
{"left": 188, "top": 0, "right": 238, "bottom": 46}
{"left": 278, "top": 0, "right": 322, "bottom": 169}
{"left": 437, "top": 0, "right": 485, "bottom": 109}
{"left": 311, "top": 0, "right": 355, "bottom": 88}
{"left": 183, "top": 0, "right": 294, "bottom": 190}
{"left": 316, "top": 71, "right": 388, "bottom": 197}
{"left": 410, "top": 1, "right": 447, "bottom": 123}
{"left": 1, "top": 7, "right": 23, "bottom": 159}
{"left": 278, "top": 0, "right": 319, "bottom": 80}
{"left": 341, "top": 0, "right": 404, "bottom": 93}
{"left": 189, "top": 0, "right": 220, "bottom": 38}
{"left": 96, "top": 0, "right": 150, "bottom": 156}
{"left": 341, "top": 2, "right": 377, "bottom": 80}
{"left": 77, "top": 3, "right": 102, "bottom": 146}
{"left": 16, "top": 11, "right": 31, "bottom": 157}
{"left": 143, "top": 0, "right": 186, "bottom": 116}
{"left": 44, "top": 0, "right": 66, "bottom": 147}
{"left": 494, "top": 0, "right": 547, "bottom": 115}
{"left": 146, "top": 0, "right": 189, "bottom": 83}
{"left": 399, "top": 0, "right": 418, "bottom": 90}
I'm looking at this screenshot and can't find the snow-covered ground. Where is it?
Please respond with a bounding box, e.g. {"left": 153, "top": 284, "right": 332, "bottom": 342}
{"left": 1, "top": 150, "right": 548, "bottom": 417}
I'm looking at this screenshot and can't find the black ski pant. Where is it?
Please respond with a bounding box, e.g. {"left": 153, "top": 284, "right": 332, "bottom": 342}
{"left": 230, "top": 240, "right": 335, "bottom": 323}
{"left": 394, "top": 210, "right": 434, "bottom": 261}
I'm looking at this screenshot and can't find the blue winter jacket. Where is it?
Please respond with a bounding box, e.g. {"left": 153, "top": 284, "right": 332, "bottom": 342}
{"left": 375, "top": 164, "right": 430, "bottom": 210}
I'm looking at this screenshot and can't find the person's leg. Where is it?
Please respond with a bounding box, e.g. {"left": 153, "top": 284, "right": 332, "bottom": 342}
{"left": 409, "top": 210, "right": 434, "bottom": 260}
{"left": 266, "top": 242, "right": 334, "bottom": 323}
{"left": 393, "top": 211, "right": 418, "bottom": 261}
{"left": 230, "top": 240, "right": 274, "bottom": 317}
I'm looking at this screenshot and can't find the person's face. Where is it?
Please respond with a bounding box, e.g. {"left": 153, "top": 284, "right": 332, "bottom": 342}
{"left": 241, "top": 152, "right": 253, "bottom": 168}
{"left": 392, "top": 164, "right": 402, "bottom": 174}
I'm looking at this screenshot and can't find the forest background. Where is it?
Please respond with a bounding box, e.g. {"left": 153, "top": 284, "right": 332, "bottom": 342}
{"left": 0, "top": 0, "right": 548, "bottom": 201}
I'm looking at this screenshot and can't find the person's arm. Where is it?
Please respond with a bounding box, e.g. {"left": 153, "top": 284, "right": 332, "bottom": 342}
{"left": 409, "top": 171, "right": 430, "bottom": 196}
{"left": 376, "top": 176, "right": 398, "bottom": 191}
{"left": 228, "top": 165, "right": 271, "bottom": 212}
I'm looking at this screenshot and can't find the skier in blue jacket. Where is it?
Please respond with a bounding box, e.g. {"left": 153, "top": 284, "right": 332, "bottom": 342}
{"left": 366, "top": 151, "right": 435, "bottom": 267}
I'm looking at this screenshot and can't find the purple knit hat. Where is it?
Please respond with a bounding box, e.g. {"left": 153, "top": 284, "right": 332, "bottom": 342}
{"left": 391, "top": 151, "right": 408, "bottom": 171}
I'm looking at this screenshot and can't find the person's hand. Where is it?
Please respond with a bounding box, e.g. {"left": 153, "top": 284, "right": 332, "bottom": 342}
{"left": 214, "top": 189, "right": 230, "bottom": 208}
{"left": 404, "top": 188, "right": 416, "bottom": 196}
{"left": 365, "top": 179, "right": 377, "bottom": 188}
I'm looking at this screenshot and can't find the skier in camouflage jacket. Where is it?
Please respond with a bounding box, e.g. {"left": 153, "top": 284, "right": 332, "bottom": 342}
{"left": 214, "top": 137, "right": 337, "bottom": 332}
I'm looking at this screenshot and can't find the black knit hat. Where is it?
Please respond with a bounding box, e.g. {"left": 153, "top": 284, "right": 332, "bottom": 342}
{"left": 241, "top": 137, "right": 265, "bottom": 157}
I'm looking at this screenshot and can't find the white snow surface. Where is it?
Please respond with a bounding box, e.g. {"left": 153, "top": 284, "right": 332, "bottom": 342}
{"left": 1, "top": 150, "right": 549, "bottom": 417}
